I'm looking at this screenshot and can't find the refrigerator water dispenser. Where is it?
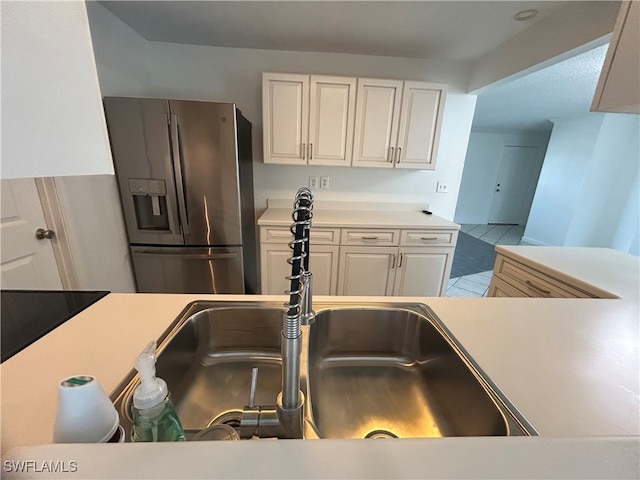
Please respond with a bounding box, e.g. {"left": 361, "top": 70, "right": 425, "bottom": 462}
{"left": 128, "top": 178, "right": 170, "bottom": 231}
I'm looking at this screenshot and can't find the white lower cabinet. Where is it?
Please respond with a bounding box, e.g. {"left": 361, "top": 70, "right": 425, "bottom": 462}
{"left": 260, "top": 244, "right": 339, "bottom": 295}
{"left": 393, "top": 247, "right": 452, "bottom": 296}
{"left": 488, "top": 253, "right": 599, "bottom": 298}
{"left": 337, "top": 246, "right": 453, "bottom": 296}
{"left": 260, "top": 224, "right": 457, "bottom": 297}
{"left": 337, "top": 246, "right": 397, "bottom": 296}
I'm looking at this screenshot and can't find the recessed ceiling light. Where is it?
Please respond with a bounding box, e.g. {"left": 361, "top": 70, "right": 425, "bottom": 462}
{"left": 514, "top": 9, "right": 538, "bottom": 21}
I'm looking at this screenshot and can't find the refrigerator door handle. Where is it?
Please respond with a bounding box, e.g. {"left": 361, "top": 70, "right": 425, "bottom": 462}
{"left": 134, "top": 251, "right": 238, "bottom": 260}
{"left": 169, "top": 114, "right": 190, "bottom": 236}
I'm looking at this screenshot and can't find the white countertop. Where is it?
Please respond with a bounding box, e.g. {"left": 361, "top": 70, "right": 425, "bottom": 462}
{"left": 257, "top": 206, "right": 459, "bottom": 230}
{"left": 496, "top": 245, "right": 640, "bottom": 299}
{"left": 2, "top": 275, "right": 639, "bottom": 478}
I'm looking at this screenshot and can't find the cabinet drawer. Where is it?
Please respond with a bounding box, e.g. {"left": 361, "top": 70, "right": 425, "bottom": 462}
{"left": 494, "top": 255, "right": 596, "bottom": 298}
{"left": 260, "top": 226, "right": 339, "bottom": 245}
{"left": 341, "top": 229, "right": 399, "bottom": 246}
{"left": 400, "top": 229, "right": 457, "bottom": 246}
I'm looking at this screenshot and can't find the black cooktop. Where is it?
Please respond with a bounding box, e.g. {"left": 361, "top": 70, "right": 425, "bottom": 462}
{"left": 1, "top": 290, "right": 109, "bottom": 363}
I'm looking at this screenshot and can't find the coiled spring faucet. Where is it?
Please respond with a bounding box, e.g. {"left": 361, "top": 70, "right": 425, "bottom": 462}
{"left": 239, "top": 188, "right": 313, "bottom": 439}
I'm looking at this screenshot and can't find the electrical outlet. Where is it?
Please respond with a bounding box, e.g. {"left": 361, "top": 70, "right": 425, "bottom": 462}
{"left": 320, "top": 176, "right": 330, "bottom": 189}
{"left": 309, "top": 176, "right": 319, "bottom": 189}
{"left": 436, "top": 181, "right": 448, "bottom": 193}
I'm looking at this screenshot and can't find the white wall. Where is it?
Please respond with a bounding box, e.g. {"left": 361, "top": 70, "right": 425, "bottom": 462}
{"left": 85, "top": 0, "right": 150, "bottom": 97}
{"left": 54, "top": 175, "right": 136, "bottom": 292}
{"left": 524, "top": 113, "right": 640, "bottom": 254}
{"left": 142, "top": 40, "right": 476, "bottom": 220}
{"left": 454, "top": 129, "right": 551, "bottom": 224}
{"left": 1, "top": 1, "right": 114, "bottom": 179}
{"left": 47, "top": 1, "right": 152, "bottom": 292}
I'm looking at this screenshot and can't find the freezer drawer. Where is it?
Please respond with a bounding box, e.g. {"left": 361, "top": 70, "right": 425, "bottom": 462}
{"left": 131, "top": 246, "right": 245, "bottom": 294}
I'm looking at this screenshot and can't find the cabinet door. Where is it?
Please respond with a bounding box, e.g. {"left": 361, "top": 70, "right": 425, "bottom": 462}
{"left": 260, "top": 244, "right": 338, "bottom": 295}
{"left": 395, "top": 82, "right": 446, "bottom": 170}
{"left": 308, "top": 76, "right": 356, "bottom": 167}
{"left": 260, "top": 245, "right": 291, "bottom": 295}
{"left": 393, "top": 247, "right": 453, "bottom": 296}
{"left": 262, "top": 73, "right": 309, "bottom": 165}
{"left": 352, "top": 78, "right": 403, "bottom": 168}
{"left": 337, "top": 246, "right": 397, "bottom": 296}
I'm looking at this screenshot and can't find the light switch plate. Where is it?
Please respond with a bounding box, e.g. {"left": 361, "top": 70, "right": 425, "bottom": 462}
{"left": 309, "top": 176, "right": 319, "bottom": 189}
{"left": 436, "top": 181, "right": 448, "bottom": 193}
{"left": 320, "top": 176, "right": 330, "bottom": 189}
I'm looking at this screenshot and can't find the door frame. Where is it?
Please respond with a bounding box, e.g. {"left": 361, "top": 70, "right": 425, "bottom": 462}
{"left": 36, "top": 178, "right": 80, "bottom": 290}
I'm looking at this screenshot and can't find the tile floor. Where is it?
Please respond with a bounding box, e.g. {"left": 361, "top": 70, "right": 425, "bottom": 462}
{"left": 446, "top": 224, "right": 525, "bottom": 297}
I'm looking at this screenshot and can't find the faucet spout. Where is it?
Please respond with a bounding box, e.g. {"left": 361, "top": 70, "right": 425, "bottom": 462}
{"left": 240, "top": 187, "right": 312, "bottom": 439}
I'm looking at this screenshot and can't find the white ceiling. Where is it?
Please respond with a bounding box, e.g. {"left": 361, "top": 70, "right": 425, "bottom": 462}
{"left": 99, "top": 1, "right": 612, "bottom": 131}
{"left": 99, "top": 1, "right": 569, "bottom": 60}
{"left": 472, "top": 43, "right": 609, "bottom": 131}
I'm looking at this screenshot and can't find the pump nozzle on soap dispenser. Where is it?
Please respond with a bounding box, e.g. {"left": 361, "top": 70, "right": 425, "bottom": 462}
{"left": 133, "top": 340, "right": 168, "bottom": 410}
{"left": 131, "top": 340, "right": 185, "bottom": 442}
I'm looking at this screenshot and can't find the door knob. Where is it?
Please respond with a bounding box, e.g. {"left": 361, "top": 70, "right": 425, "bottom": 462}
{"left": 35, "top": 228, "right": 55, "bottom": 240}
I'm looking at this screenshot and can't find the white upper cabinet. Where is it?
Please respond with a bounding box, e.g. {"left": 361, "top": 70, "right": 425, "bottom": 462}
{"left": 395, "top": 82, "right": 446, "bottom": 169}
{"left": 352, "top": 79, "right": 403, "bottom": 168}
{"left": 263, "top": 72, "right": 448, "bottom": 169}
{"left": 263, "top": 73, "right": 356, "bottom": 166}
{"left": 308, "top": 76, "right": 357, "bottom": 166}
{"left": 262, "top": 73, "right": 309, "bottom": 165}
{"left": 591, "top": 1, "right": 640, "bottom": 114}
{"left": 352, "top": 79, "right": 447, "bottom": 170}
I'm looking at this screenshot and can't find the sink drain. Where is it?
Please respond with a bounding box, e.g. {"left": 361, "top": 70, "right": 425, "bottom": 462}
{"left": 208, "top": 410, "right": 243, "bottom": 430}
{"left": 364, "top": 430, "right": 399, "bottom": 439}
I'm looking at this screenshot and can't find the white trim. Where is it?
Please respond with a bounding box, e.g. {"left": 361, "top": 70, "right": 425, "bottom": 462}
{"left": 35, "top": 178, "right": 80, "bottom": 290}
{"left": 520, "top": 236, "right": 550, "bottom": 247}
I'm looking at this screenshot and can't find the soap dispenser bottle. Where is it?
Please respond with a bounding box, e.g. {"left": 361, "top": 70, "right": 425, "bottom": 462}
{"left": 131, "top": 341, "right": 185, "bottom": 442}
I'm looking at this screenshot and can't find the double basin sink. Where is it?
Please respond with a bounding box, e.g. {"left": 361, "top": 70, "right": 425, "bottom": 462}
{"left": 111, "top": 301, "right": 535, "bottom": 440}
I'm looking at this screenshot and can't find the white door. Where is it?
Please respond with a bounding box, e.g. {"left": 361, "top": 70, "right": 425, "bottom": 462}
{"left": 308, "top": 76, "right": 356, "bottom": 167}
{"left": 393, "top": 248, "right": 452, "bottom": 297}
{"left": 488, "top": 146, "right": 541, "bottom": 224}
{"left": 352, "top": 78, "right": 403, "bottom": 168}
{"left": 1, "top": 179, "right": 62, "bottom": 289}
{"left": 337, "top": 246, "right": 396, "bottom": 296}
{"left": 262, "top": 73, "right": 309, "bottom": 165}
{"left": 395, "top": 82, "right": 446, "bottom": 170}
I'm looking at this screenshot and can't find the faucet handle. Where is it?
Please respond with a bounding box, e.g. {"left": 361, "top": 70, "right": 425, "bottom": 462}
{"left": 300, "top": 271, "right": 316, "bottom": 326}
{"left": 248, "top": 367, "right": 258, "bottom": 408}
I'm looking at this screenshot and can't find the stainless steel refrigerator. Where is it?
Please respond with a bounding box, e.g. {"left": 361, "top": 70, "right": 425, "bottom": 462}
{"left": 103, "top": 97, "right": 257, "bottom": 294}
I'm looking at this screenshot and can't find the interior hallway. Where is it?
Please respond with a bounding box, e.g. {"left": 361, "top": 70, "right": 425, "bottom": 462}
{"left": 447, "top": 224, "right": 524, "bottom": 297}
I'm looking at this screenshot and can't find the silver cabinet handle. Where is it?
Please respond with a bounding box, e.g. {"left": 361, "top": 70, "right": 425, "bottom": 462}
{"left": 389, "top": 147, "right": 395, "bottom": 163}
{"left": 309, "top": 143, "right": 313, "bottom": 160}
{"left": 169, "top": 114, "right": 190, "bottom": 236}
{"left": 398, "top": 253, "right": 403, "bottom": 268}
{"left": 302, "top": 143, "right": 306, "bottom": 160}
{"left": 361, "top": 236, "right": 380, "bottom": 240}
{"left": 35, "top": 228, "right": 55, "bottom": 240}
{"left": 390, "top": 254, "right": 396, "bottom": 269}
{"left": 395, "top": 147, "right": 402, "bottom": 163}
{"left": 525, "top": 280, "right": 551, "bottom": 296}
{"left": 421, "top": 237, "right": 439, "bottom": 241}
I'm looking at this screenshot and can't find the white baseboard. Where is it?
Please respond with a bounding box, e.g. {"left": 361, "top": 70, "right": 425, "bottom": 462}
{"left": 520, "top": 236, "right": 551, "bottom": 246}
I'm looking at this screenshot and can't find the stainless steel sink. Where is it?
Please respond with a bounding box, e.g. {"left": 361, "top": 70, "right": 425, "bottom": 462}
{"left": 307, "top": 307, "right": 523, "bottom": 438}
{"left": 111, "top": 301, "right": 535, "bottom": 440}
{"left": 112, "top": 304, "right": 287, "bottom": 439}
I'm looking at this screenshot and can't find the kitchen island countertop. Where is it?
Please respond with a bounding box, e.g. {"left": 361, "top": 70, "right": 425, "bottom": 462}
{"left": 1, "top": 247, "right": 638, "bottom": 478}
